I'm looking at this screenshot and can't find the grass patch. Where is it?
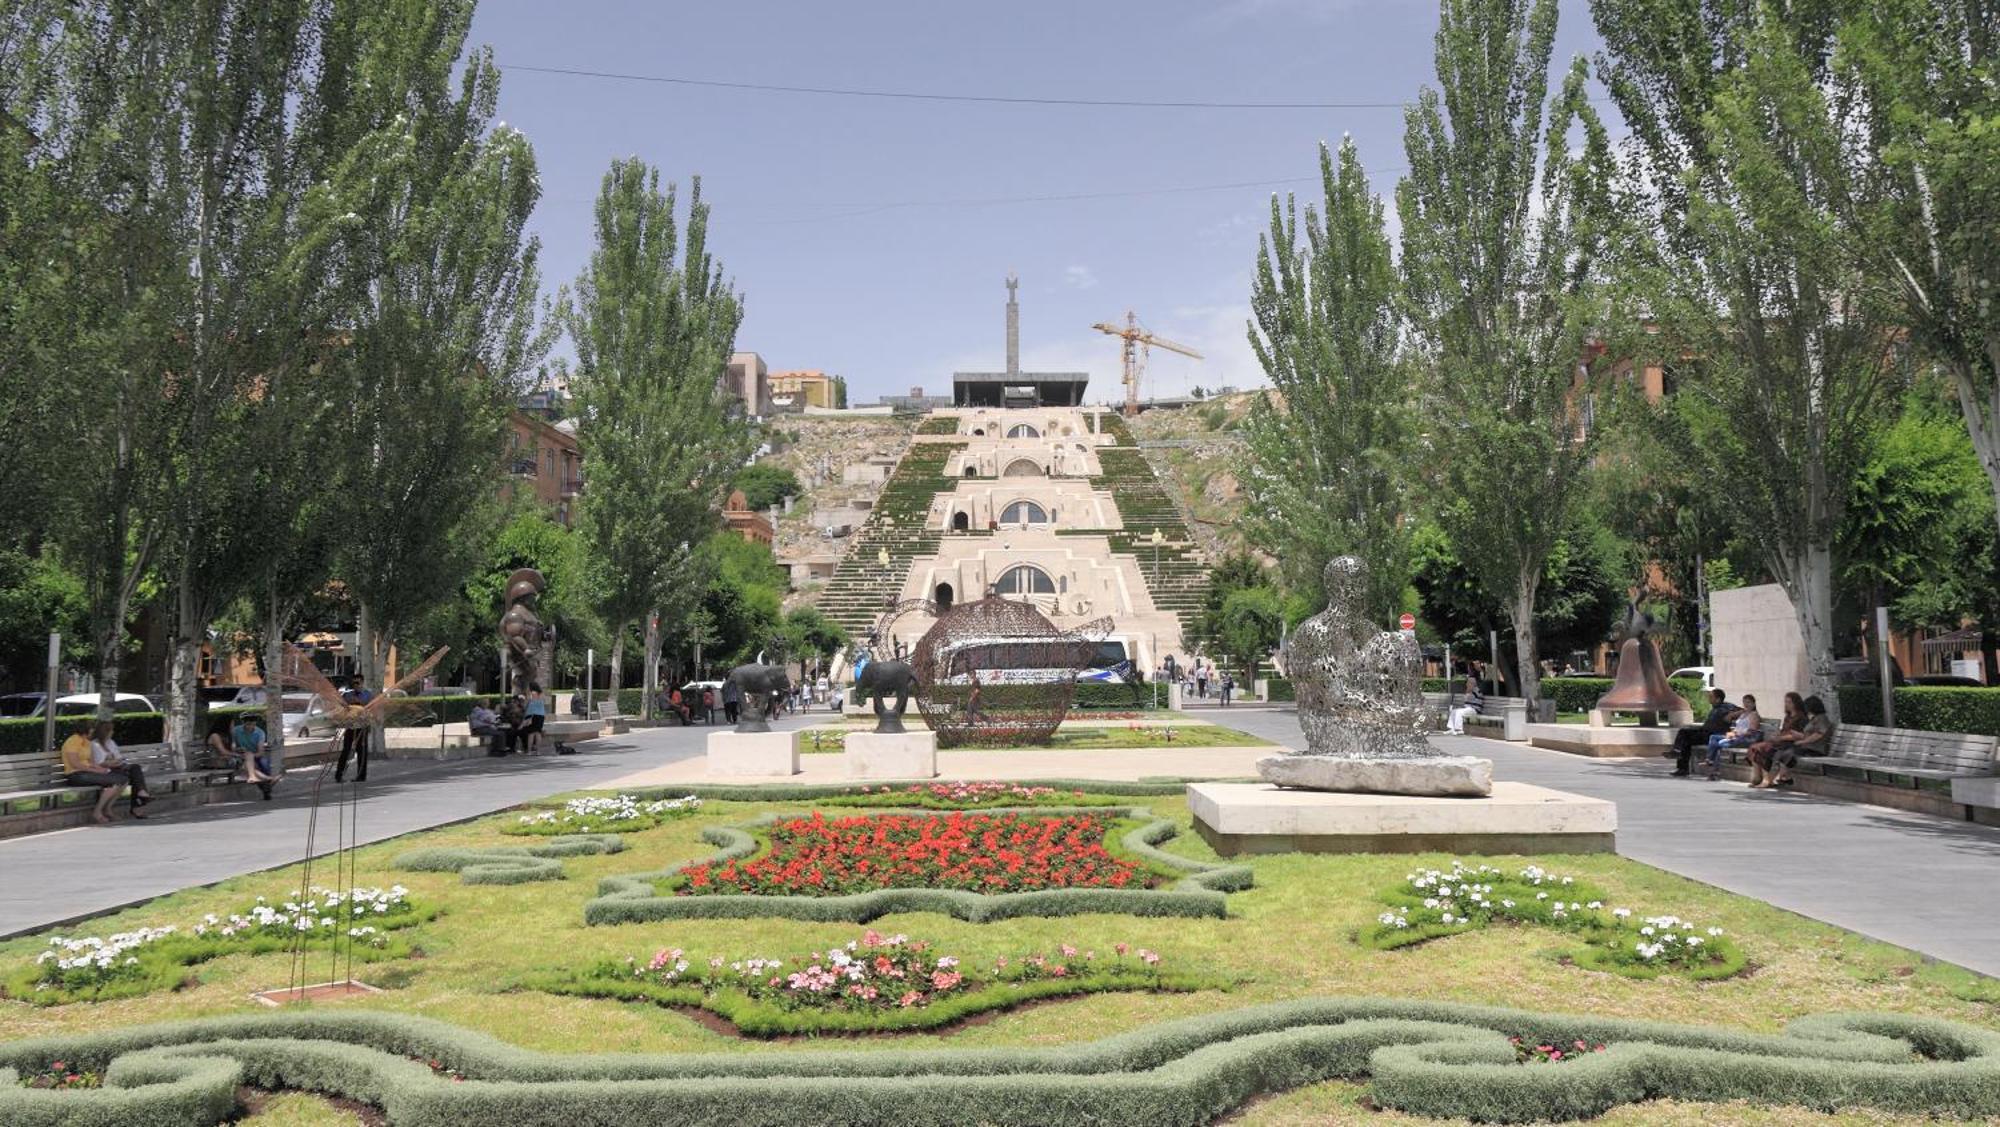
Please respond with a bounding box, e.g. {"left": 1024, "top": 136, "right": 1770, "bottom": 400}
{"left": 2, "top": 788, "right": 1999, "bottom": 1126}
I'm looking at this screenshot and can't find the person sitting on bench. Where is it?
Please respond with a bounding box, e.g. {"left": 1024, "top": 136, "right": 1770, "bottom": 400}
{"left": 1670, "top": 689, "right": 1738, "bottom": 777}
{"left": 1745, "top": 692, "right": 1805, "bottom": 788}
{"left": 62, "top": 719, "right": 150, "bottom": 823}
{"left": 1762, "top": 695, "right": 1835, "bottom": 789}
{"left": 1444, "top": 668, "right": 1486, "bottom": 735}
{"left": 229, "top": 713, "right": 278, "bottom": 799}
{"left": 469, "top": 702, "right": 507, "bottom": 756}
{"left": 1703, "top": 693, "right": 1761, "bottom": 780}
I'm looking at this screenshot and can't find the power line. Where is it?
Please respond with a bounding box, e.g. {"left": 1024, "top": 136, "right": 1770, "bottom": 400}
{"left": 505, "top": 62, "right": 1426, "bottom": 110}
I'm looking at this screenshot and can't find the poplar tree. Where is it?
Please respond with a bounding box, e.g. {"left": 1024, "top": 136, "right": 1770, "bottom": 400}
{"left": 564, "top": 162, "right": 747, "bottom": 717}
{"left": 1244, "top": 137, "right": 1411, "bottom": 621}
{"left": 1594, "top": 0, "right": 1898, "bottom": 712}
{"left": 1397, "top": 0, "right": 1619, "bottom": 706}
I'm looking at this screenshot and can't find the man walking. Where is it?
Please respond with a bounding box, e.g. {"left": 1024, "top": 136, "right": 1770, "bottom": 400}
{"left": 1671, "top": 688, "right": 1738, "bottom": 778}
{"left": 721, "top": 678, "right": 741, "bottom": 725}
{"left": 335, "top": 674, "right": 374, "bottom": 783}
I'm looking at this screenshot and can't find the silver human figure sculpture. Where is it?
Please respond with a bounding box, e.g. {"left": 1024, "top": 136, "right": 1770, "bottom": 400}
{"left": 1261, "top": 556, "right": 1492, "bottom": 796}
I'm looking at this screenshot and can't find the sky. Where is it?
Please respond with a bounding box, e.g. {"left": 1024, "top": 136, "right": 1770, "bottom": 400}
{"left": 467, "top": 0, "right": 1609, "bottom": 406}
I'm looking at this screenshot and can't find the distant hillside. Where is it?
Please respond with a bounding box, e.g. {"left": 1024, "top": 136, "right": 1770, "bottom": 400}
{"left": 1126, "top": 392, "right": 1261, "bottom": 563}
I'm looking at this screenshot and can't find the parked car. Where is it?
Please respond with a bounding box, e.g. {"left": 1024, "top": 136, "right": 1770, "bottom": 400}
{"left": 48, "top": 693, "right": 158, "bottom": 717}
{"left": 1668, "top": 666, "right": 1716, "bottom": 691}
{"left": 278, "top": 692, "right": 336, "bottom": 738}
{"left": 199, "top": 684, "right": 268, "bottom": 708}
{"left": 0, "top": 692, "right": 46, "bottom": 717}
{"left": 1833, "top": 656, "right": 1907, "bottom": 687}
{"left": 1909, "top": 673, "right": 1985, "bottom": 687}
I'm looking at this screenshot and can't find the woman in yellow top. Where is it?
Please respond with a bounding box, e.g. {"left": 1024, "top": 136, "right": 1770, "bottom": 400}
{"left": 60, "top": 719, "right": 149, "bottom": 823}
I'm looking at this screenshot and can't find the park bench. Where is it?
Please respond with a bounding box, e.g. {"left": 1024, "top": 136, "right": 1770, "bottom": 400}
{"left": 591, "top": 701, "right": 632, "bottom": 735}
{"left": 541, "top": 717, "right": 603, "bottom": 756}
{"left": 1715, "top": 723, "right": 1998, "bottom": 818}
{"left": 1425, "top": 692, "right": 1529, "bottom": 741}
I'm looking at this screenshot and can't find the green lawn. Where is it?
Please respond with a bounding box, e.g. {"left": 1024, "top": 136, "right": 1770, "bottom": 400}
{"left": 3, "top": 789, "right": 1997, "bottom": 1125}
{"left": 799, "top": 721, "right": 1272, "bottom": 752}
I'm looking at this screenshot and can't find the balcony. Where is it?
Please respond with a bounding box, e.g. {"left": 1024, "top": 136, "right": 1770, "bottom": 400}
{"left": 560, "top": 476, "right": 584, "bottom": 497}
{"left": 509, "top": 457, "right": 538, "bottom": 477}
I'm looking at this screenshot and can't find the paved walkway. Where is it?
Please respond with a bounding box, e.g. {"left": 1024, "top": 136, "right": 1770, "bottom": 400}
{"left": 1213, "top": 709, "right": 2000, "bottom": 978}
{"left": 7, "top": 706, "right": 2000, "bottom": 980}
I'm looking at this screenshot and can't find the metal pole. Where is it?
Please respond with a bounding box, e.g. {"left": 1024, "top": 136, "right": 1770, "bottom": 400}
{"left": 41, "top": 633, "right": 59, "bottom": 757}
{"left": 1487, "top": 629, "right": 1500, "bottom": 697}
{"left": 1876, "top": 605, "right": 1896, "bottom": 729}
{"left": 1444, "top": 644, "right": 1454, "bottom": 708}
{"left": 585, "top": 647, "right": 594, "bottom": 716}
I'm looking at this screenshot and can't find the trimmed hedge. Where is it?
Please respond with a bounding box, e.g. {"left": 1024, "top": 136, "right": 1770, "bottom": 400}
{"left": 583, "top": 806, "right": 1252, "bottom": 926}
{"left": 1838, "top": 686, "right": 2000, "bottom": 737}
{"left": 0, "top": 713, "right": 164, "bottom": 756}
{"left": 1264, "top": 677, "right": 1295, "bottom": 702}
{"left": 1420, "top": 676, "right": 1707, "bottom": 714}
{"left": 392, "top": 835, "right": 627, "bottom": 885}
{"left": 635, "top": 779, "right": 1193, "bottom": 804}
{"left": 3, "top": 999, "right": 1998, "bottom": 1125}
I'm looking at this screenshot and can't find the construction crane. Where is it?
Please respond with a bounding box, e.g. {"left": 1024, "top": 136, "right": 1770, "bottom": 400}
{"left": 1091, "top": 311, "right": 1202, "bottom": 417}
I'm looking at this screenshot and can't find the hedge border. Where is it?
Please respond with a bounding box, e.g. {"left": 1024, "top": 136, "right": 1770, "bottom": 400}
{"left": 2, "top": 997, "right": 1996, "bottom": 1125}
{"left": 582, "top": 806, "right": 1252, "bottom": 925}
{"left": 623, "top": 779, "right": 1197, "bottom": 803}
{"left": 392, "top": 835, "right": 627, "bottom": 885}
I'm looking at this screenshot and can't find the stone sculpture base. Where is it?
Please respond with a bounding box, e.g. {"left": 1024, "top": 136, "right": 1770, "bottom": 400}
{"left": 844, "top": 731, "right": 939, "bottom": 779}
{"left": 1188, "top": 781, "right": 1616, "bottom": 856}
{"left": 705, "top": 730, "right": 799, "bottom": 778}
{"left": 1256, "top": 754, "right": 1493, "bottom": 797}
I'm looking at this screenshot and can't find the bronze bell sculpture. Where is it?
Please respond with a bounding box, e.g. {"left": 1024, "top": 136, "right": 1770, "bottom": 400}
{"left": 1593, "top": 599, "right": 1687, "bottom": 726}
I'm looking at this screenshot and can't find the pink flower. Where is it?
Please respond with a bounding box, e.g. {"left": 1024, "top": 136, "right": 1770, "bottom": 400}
{"left": 1114, "top": 943, "right": 1128, "bottom": 956}
{"left": 1140, "top": 950, "right": 1160, "bottom": 965}
{"left": 899, "top": 990, "right": 923, "bottom": 1008}
{"left": 930, "top": 970, "right": 962, "bottom": 990}
{"left": 1060, "top": 944, "right": 1078, "bottom": 958}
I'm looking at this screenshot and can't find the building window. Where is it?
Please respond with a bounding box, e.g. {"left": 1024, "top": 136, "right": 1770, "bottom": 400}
{"left": 1006, "top": 423, "right": 1040, "bottom": 438}
{"left": 995, "top": 564, "right": 1056, "bottom": 597}
{"left": 1000, "top": 500, "right": 1048, "bottom": 525}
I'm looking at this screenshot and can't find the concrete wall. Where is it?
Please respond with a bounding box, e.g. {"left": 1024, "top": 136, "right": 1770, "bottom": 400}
{"left": 1711, "top": 583, "right": 1808, "bottom": 711}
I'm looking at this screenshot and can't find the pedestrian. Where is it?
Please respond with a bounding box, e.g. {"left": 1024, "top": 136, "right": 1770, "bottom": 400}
{"left": 335, "top": 675, "right": 373, "bottom": 783}
{"left": 61, "top": 718, "right": 149, "bottom": 824}
{"left": 520, "top": 682, "right": 548, "bottom": 753}
{"left": 1196, "top": 663, "right": 1209, "bottom": 699}
{"left": 702, "top": 687, "right": 717, "bottom": 725}
{"left": 1669, "top": 689, "right": 1738, "bottom": 778}
{"left": 722, "top": 678, "right": 742, "bottom": 725}
{"left": 498, "top": 694, "right": 526, "bottom": 753}
{"left": 1220, "top": 672, "right": 1234, "bottom": 706}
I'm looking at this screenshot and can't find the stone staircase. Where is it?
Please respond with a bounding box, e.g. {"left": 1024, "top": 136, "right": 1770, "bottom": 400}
{"left": 816, "top": 441, "right": 961, "bottom": 638}
{"left": 1066, "top": 440, "right": 1213, "bottom": 649}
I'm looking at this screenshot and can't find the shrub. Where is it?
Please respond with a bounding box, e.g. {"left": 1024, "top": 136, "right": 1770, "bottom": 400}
{"left": 0, "top": 714, "right": 163, "bottom": 757}
{"left": 1360, "top": 861, "right": 1746, "bottom": 982}
{"left": 818, "top": 782, "right": 1126, "bottom": 810}
{"left": 1838, "top": 686, "right": 2000, "bottom": 736}
{"left": 3, "top": 1000, "right": 1999, "bottom": 1124}
{"left": 584, "top": 806, "right": 1251, "bottom": 926}
{"left": 1264, "top": 677, "right": 1296, "bottom": 702}
{"left": 392, "top": 835, "right": 626, "bottom": 885}
{"left": 531, "top": 929, "right": 1214, "bottom": 1037}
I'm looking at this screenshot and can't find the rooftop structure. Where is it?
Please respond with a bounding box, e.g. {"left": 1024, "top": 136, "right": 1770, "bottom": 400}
{"left": 952, "top": 275, "right": 1088, "bottom": 408}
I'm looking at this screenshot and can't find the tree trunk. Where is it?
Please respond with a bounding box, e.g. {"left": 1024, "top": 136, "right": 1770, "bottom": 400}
{"left": 642, "top": 610, "right": 662, "bottom": 723}
{"left": 264, "top": 584, "right": 287, "bottom": 774}
{"left": 357, "top": 601, "right": 386, "bottom": 757}
{"left": 607, "top": 626, "right": 626, "bottom": 708}
{"left": 166, "top": 572, "right": 205, "bottom": 752}
{"left": 1786, "top": 540, "right": 1841, "bottom": 723}
{"left": 1948, "top": 351, "right": 2000, "bottom": 552}
{"left": 1509, "top": 568, "right": 1542, "bottom": 707}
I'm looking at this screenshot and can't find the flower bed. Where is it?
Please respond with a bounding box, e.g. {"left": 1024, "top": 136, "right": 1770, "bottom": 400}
{"left": 6, "top": 886, "right": 429, "bottom": 1004}
{"left": 14, "top": 1061, "right": 100, "bottom": 1090}
{"left": 673, "top": 811, "right": 1158, "bottom": 897}
{"left": 1361, "top": 862, "right": 1747, "bottom": 980}
{"left": 817, "top": 781, "right": 1125, "bottom": 810}
{"left": 535, "top": 929, "right": 1212, "bottom": 1036}
{"left": 501, "top": 794, "right": 701, "bottom": 836}
{"left": 586, "top": 806, "right": 1251, "bottom": 925}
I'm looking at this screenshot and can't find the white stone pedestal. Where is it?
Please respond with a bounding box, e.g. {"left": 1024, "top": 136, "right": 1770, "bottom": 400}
{"left": 705, "top": 730, "right": 799, "bottom": 777}
{"left": 844, "top": 730, "right": 938, "bottom": 779}
{"left": 1187, "top": 781, "right": 1616, "bottom": 855}
{"left": 1168, "top": 683, "right": 1184, "bottom": 710}
{"left": 1528, "top": 722, "right": 1681, "bottom": 759}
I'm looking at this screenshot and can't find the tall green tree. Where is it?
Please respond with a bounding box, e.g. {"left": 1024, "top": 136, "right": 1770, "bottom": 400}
{"left": 1244, "top": 137, "right": 1411, "bottom": 619}
{"left": 1595, "top": 0, "right": 1899, "bottom": 712}
{"left": 564, "top": 161, "right": 747, "bottom": 718}
{"left": 316, "top": 40, "right": 545, "bottom": 695}
{"left": 1398, "top": 0, "right": 1619, "bottom": 706}
{"left": 1840, "top": 0, "right": 2000, "bottom": 545}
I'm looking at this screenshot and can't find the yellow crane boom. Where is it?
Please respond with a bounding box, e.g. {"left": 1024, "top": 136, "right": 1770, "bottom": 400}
{"left": 1091, "top": 311, "right": 1203, "bottom": 416}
